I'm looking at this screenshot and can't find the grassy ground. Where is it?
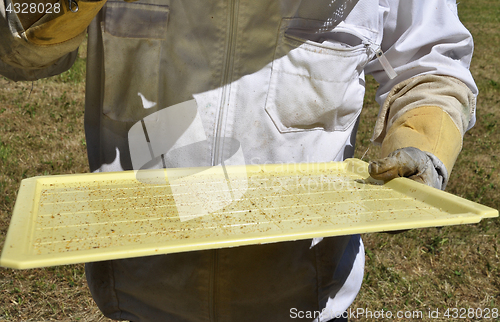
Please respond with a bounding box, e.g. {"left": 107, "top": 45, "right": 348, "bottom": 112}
{"left": 0, "top": 41, "right": 111, "bottom": 321}
{"left": 352, "top": 1, "right": 500, "bottom": 320}
{"left": 0, "top": 1, "right": 499, "bottom": 321}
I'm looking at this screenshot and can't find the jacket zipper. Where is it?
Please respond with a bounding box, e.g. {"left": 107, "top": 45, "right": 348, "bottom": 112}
{"left": 209, "top": 250, "right": 219, "bottom": 322}
{"left": 365, "top": 42, "right": 397, "bottom": 79}
{"left": 213, "top": 0, "right": 239, "bottom": 167}
{"left": 210, "top": 3, "right": 239, "bottom": 321}
{"left": 332, "top": 26, "right": 397, "bottom": 79}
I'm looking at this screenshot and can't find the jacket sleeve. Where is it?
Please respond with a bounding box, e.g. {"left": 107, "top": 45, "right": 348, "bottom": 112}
{"left": 366, "top": 0, "right": 477, "bottom": 138}
{"left": 0, "top": 0, "right": 105, "bottom": 81}
{"left": 365, "top": 0, "right": 477, "bottom": 174}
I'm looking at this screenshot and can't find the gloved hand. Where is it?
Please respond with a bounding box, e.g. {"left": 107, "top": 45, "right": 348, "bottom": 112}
{"left": 367, "top": 75, "right": 474, "bottom": 234}
{"left": 368, "top": 147, "right": 448, "bottom": 190}
{"left": 370, "top": 102, "right": 465, "bottom": 191}
{"left": 368, "top": 147, "right": 449, "bottom": 234}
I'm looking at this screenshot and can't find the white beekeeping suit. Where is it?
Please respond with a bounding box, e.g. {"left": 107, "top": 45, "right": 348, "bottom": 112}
{"left": 0, "top": 0, "right": 476, "bottom": 321}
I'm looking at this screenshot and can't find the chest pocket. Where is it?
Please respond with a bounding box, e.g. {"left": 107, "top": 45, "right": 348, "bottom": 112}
{"left": 265, "top": 18, "right": 371, "bottom": 133}
{"left": 102, "top": 1, "right": 169, "bottom": 122}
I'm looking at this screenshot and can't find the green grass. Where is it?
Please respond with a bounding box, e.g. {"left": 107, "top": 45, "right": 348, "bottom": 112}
{"left": 0, "top": 1, "right": 499, "bottom": 321}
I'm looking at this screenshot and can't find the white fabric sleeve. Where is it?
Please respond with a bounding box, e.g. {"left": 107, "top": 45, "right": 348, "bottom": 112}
{"left": 371, "top": 74, "right": 475, "bottom": 144}
{"left": 365, "top": 0, "right": 478, "bottom": 132}
{"left": 0, "top": 0, "right": 83, "bottom": 81}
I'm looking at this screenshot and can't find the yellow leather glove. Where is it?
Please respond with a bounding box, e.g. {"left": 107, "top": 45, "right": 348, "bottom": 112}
{"left": 368, "top": 73, "right": 475, "bottom": 191}
{"left": 380, "top": 105, "right": 462, "bottom": 174}
{"left": 12, "top": 0, "right": 107, "bottom": 46}
{"left": 369, "top": 106, "right": 462, "bottom": 190}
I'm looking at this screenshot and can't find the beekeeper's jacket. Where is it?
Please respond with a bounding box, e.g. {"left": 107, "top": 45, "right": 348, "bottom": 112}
{"left": 0, "top": 0, "right": 477, "bottom": 321}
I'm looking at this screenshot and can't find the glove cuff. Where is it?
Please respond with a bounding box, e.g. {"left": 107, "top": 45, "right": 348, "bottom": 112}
{"left": 381, "top": 105, "right": 462, "bottom": 175}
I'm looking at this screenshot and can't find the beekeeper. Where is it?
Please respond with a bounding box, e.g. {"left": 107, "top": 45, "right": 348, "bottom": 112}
{"left": 0, "top": 0, "right": 476, "bottom": 321}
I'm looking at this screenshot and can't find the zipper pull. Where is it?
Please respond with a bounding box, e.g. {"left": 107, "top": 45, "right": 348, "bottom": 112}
{"left": 68, "top": 0, "right": 79, "bottom": 12}
{"left": 367, "top": 44, "right": 397, "bottom": 79}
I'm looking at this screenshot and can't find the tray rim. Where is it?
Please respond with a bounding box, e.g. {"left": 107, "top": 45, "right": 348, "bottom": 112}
{"left": 1, "top": 159, "right": 498, "bottom": 269}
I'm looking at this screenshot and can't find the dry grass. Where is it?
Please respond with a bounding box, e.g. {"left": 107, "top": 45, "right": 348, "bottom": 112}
{"left": 0, "top": 43, "right": 113, "bottom": 321}
{"left": 0, "top": 0, "right": 499, "bottom": 321}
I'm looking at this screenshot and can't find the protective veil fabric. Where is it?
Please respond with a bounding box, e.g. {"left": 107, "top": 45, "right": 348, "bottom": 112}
{"left": 0, "top": 0, "right": 477, "bottom": 321}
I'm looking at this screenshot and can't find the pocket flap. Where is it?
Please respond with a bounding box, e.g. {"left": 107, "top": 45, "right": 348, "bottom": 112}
{"left": 105, "top": 2, "right": 169, "bottom": 39}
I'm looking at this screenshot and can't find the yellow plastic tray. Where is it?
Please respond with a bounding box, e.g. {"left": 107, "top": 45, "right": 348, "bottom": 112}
{"left": 1, "top": 159, "right": 497, "bottom": 269}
